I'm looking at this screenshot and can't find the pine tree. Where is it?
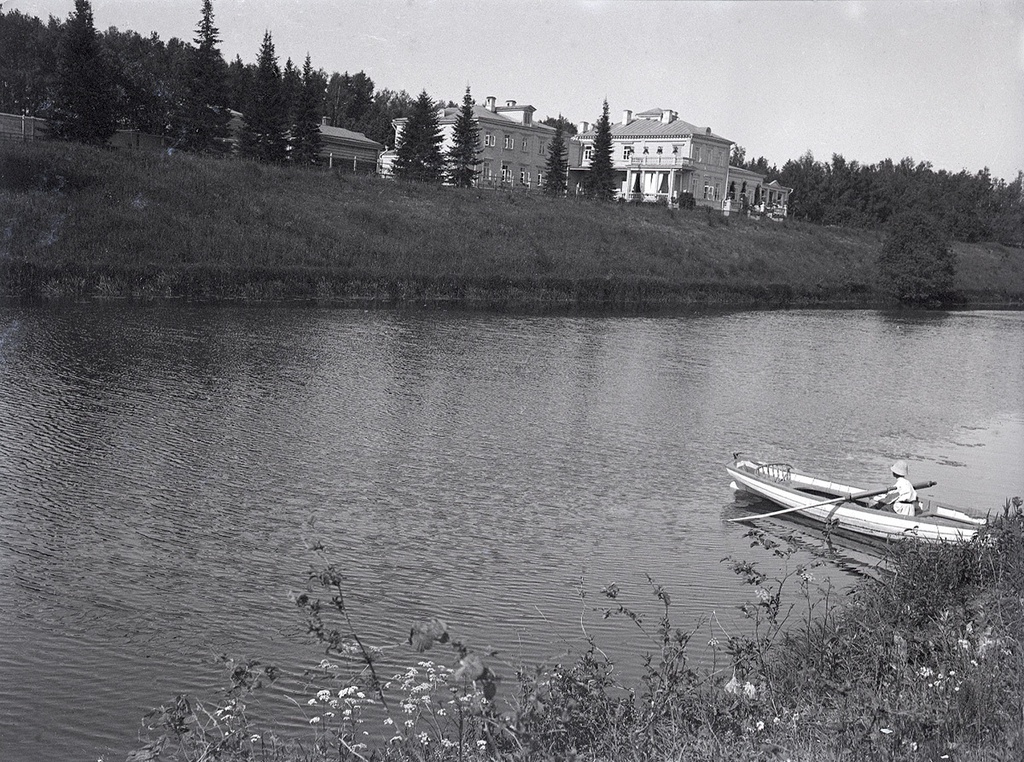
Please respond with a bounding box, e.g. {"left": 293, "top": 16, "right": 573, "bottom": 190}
{"left": 393, "top": 90, "right": 444, "bottom": 184}
{"left": 225, "top": 54, "right": 251, "bottom": 112}
{"left": 177, "top": 0, "right": 231, "bottom": 153}
{"left": 280, "top": 58, "right": 301, "bottom": 126}
{"left": 446, "top": 86, "right": 480, "bottom": 187}
{"left": 543, "top": 115, "right": 568, "bottom": 196}
{"left": 239, "top": 31, "right": 288, "bottom": 163}
{"left": 49, "top": 0, "right": 117, "bottom": 144}
{"left": 585, "top": 100, "right": 617, "bottom": 201}
{"left": 290, "top": 54, "right": 322, "bottom": 166}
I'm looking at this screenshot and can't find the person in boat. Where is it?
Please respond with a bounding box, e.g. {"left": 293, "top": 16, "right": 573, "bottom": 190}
{"left": 873, "top": 460, "right": 920, "bottom": 515}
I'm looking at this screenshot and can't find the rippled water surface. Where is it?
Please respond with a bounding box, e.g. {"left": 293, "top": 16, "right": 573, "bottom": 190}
{"left": 0, "top": 303, "right": 1021, "bottom": 761}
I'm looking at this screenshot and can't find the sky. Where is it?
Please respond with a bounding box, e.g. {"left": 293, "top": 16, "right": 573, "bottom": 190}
{"left": 7, "top": 0, "right": 1024, "bottom": 181}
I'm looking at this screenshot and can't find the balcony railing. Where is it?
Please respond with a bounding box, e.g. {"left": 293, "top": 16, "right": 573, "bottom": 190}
{"left": 626, "top": 155, "right": 695, "bottom": 168}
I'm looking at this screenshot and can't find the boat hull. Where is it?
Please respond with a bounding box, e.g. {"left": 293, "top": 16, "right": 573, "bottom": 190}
{"left": 727, "top": 458, "right": 982, "bottom": 543}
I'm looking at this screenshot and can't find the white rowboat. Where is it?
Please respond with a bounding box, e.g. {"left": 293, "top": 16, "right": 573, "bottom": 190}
{"left": 726, "top": 457, "right": 985, "bottom": 543}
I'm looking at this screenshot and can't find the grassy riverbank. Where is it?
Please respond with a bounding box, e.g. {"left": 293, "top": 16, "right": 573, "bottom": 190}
{"left": 3, "top": 141, "right": 1023, "bottom": 309}
{"left": 139, "top": 504, "right": 1024, "bottom": 761}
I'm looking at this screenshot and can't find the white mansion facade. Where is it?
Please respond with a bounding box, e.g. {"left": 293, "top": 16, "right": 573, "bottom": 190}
{"left": 569, "top": 107, "right": 790, "bottom": 216}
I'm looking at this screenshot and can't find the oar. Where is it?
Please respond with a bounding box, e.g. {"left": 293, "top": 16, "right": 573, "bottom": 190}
{"left": 728, "top": 480, "right": 937, "bottom": 524}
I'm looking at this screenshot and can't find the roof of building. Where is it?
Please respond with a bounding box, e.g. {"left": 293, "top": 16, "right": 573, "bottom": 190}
{"left": 433, "top": 105, "right": 556, "bottom": 132}
{"left": 578, "top": 108, "right": 731, "bottom": 143}
{"left": 727, "top": 165, "right": 766, "bottom": 181}
{"left": 320, "top": 123, "right": 383, "bottom": 149}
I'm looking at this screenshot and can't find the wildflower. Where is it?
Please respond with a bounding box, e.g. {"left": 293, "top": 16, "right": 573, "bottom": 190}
{"left": 317, "top": 689, "right": 331, "bottom": 702}
{"left": 309, "top": 717, "right": 321, "bottom": 725}
{"left": 880, "top": 728, "right": 893, "bottom": 735}
{"left": 356, "top": 691, "right": 366, "bottom": 699}
{"left": 250, "top": 735, "right": 260, "bottom": 743}
{"left": 958, "top": 638, "right": 971, "bottom": 651}
{"left": 756, "top": 720, "right": 765, "bottom": 731}
{"left": 742, "top": 682, "right": 756, "bottom": 699}
{"left": 306, "top": 698, "right": 317, "bottom": 706}
{"left": 389, "top": 736, "right": 402, "bottom": 744}
{"left": 755, "top": 588, "right": 771, "bottom": 603}
{"left": 708, "top": 638, "right": 720, "bottom": 648}
{"left": 441, "top": 738, "right": 455, "bottom": 749}
{"left": 724, "top": 674, "right": 741, "bottom": 695}
{"left": 418, "top": 732, "right": 429, "bottom": 745}
{"left": 383, "top": 718, "right": 394, "bottom": 726}
{"left": 477, "top": 740, "right": 487, "bottom": 750}
{"left": 918, "top": 666, "right": 934, "bottom": 678}
{"left": 404, "top": 719, "right": 415, "bottom": 728}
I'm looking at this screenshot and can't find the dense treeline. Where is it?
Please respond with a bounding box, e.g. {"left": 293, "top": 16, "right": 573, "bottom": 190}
{"left": 0, "top": 1, "right": 420, "bottom": 151}
{"left": 733, "top": 147, "right": 1024, "bottom": 247}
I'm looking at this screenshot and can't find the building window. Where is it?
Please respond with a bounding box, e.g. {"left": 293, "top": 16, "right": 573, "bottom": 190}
{"left": 656, "top": 146, "right": 663, "bottom": 154}
{"left": 537, "top": 170, "right": 545, "bottom": 186}
{"left": 483, "top": 162, "right": 492, "bottom": 180}
{"left": 539, "top": 142, "right": 546, "bottom": 156}
{"left": 623, "top": 146, "right": 633, "bottom": 160}
{"left": 504, "top": 135, "right": 514, "bottom": 150}
{"left": 501, "top": 162, "right": 512, "bottom": 183}
{"left": 483, "top": 133, "right": 493, "bottom": 147}
{"left": 583, "top": 145, "right": 593, "bottom": 161}
{"left": 522, "top": 138, "right": 528, "bottom": 152}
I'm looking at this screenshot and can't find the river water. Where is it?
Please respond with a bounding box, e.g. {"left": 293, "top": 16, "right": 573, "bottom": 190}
{"left": 0, "top": 303, "right": 1021, "bottom": 761}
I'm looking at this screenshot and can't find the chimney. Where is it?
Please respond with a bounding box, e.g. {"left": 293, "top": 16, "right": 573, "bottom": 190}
{"left": 485, "top": 96, "right": 497, "bottom": 111}
{"left": 506, "top": 99, "right": 516, "bottom": 107}
{"left": 661, "top": 109, "right": 677, "bottom": 124}
{"left": 622, "top": 109, "right": 632, "bottom": 125}
{"left": 577, "top": 121, "right": 591, "bottom": 133}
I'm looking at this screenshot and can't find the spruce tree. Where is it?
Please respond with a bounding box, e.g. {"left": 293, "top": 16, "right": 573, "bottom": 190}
{"left": 177, "top": 0, "right": 231, "bottom": 153}
{"left": 585, "top": 100, "right": 617, "bottom": 201}
{"left": 543, "top": 115, "right": 568, "bottom": 196}
{"left": 290, "top": 54, "right": 322, "bottom": 166}
{"left": 49, "top": 0, "right": 117, "bottom": 145}
{"left": 239, "top": 31, "right": 288, "bottom": 163}
{"left": 280, "top": 58, "right": 301, "bottom": 125}
{"left": 446, "top": 86, "right": 480, "bottom": 187}
{"left": 393, "top": 90, "right": 444, "bottom": 184}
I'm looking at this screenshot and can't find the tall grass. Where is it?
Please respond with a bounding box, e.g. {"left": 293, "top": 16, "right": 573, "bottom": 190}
{"left": 135, "top": 501, "right": 1024, "bottom": 761}
{"left": 5, "top": 141, "right": 1022, "bottom": 309}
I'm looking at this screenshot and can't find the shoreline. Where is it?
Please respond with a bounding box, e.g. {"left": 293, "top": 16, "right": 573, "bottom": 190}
{"left": 3, "top": 140, "right": 1024, "bottom": 311}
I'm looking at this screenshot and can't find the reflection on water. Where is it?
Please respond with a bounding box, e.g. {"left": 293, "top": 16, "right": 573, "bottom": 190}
{"left": 0, "top": 303, "right": 1021, "bottom": 761}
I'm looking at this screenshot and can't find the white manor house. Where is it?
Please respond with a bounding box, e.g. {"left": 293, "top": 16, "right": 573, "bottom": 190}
{"left": 569, "top": 107, "right": 790, "bottom": 216}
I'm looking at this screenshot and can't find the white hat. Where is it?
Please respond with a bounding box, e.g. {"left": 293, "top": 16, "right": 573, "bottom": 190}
{"left": 891, "top": 460, "right": 909, "bottom": 477}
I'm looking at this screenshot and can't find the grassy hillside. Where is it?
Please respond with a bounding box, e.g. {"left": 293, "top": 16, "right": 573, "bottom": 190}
{"left": 2, "top": 140, "right": 1023, "bottom": 309}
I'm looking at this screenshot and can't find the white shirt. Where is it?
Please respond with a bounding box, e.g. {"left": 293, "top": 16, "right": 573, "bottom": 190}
{"left": 892, "top": 476, "right": 918, "bottom": 515}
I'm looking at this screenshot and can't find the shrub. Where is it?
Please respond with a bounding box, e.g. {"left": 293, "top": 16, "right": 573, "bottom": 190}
{"left": 877, "top": 208, "right": 958, "bottom": 306}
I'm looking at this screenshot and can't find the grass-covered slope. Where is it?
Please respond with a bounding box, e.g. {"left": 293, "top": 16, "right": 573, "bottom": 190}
{"left": 2, "top": 141, "right": 1022, "bottom": 309}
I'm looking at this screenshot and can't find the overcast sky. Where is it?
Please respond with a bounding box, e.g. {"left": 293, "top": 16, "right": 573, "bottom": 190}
{"left": 8, "top": 0, "right": 1023, "bottom": 181}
